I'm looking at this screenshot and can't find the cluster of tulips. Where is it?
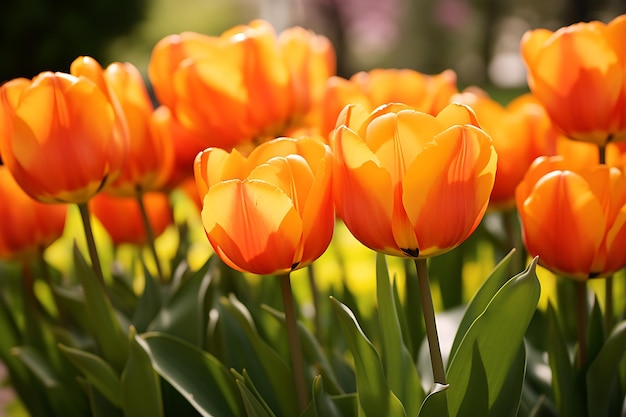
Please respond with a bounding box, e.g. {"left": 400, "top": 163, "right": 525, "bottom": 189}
{"left": 0, "top": 13, "right": 625, "bottom": 417}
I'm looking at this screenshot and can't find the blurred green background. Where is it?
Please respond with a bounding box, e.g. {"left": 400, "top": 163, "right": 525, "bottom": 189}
{"left": 2, "top": 0, "right": 625, "bottom": 95}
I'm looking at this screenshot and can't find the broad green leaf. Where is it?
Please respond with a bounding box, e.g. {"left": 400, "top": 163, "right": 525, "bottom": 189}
{"left": 147, "top": 260, "right": 211, "bottom": 346}
{"left": 132, "top": 266, "right": 162, "bottom": 332}
{"left": 446, "top": 257, "right": 540, "bottom": 417}
{"left": 331, "top": 297, "right": 406, "bottom": 417}
{"left": 263, "top": 305, "right": 343, "bottom": 395}
{"left": 73, "top": 245, "right": 128, "bottom": 371}
{"left": 58, "top": 344, "right": 122, "bottom": 407}
{"left": 221, "top": 295, "right": 299, "bottom": 417}
{"left": 586, "top": 296, "right": 606, "bottom": 368}
{"left": 140, "top": 331, "right": 242, "bottom": 417}
{"left": 232, "top": 369, "right": 276, "bottom": 417}
{"left": 456, "top": 342, "right": 488, "bottom": 417}
{"left": 310, "top": 375, "right": 358, "bottom": 417}
{"left": 376, "top": 253, "right": 424, "bottom": 415}
{"left": 488, "top": 343, "right": 526, "bottom": 417}
{"left": 449, "top": 249, "right": 515, "bottom": 360}
{"left": 587, "top": 319, "right": 626, "bottom": 417}
{"left": 79, "top": 378, "right": 124, "bottom": 417}
{"left": 121, "top": 329, "right": 163, "bottom": 417}
{"left": 546, "top": 302, "right": 582, "bottom": 417}
{"left": 418, "top": 383, "right": 449, "bottom": 417}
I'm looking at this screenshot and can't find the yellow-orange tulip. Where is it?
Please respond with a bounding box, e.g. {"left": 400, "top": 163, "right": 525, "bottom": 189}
{"left": 332, "top": 102, "right": 497, "bottom": 258}
{"left": 320, "top": 68, "right": 459, "bottom": 138}
{"left": 194, "top": 137, "right": 334, "bottom": 275}
{"left": 0, "top": 166, "right": 66, "bottom": 260}
{"left": 0, "top": 57, "right": 128, "bottom": 203}
{"left": 149, "top": 20, "right": 335, "bottom": 150}
{"left": 516, "top": 156, "right": 626, "bottom": 279}
{"left": 452, "top": 89, "right": 558, "bottom": 208}
{"left": 90, "top": 192, "right": 173, "bottom": 247}
{"left": 99, "top": 62, "right": 174, "bottom": 196}
{"left": 521, "top": 14, "right": 626, "bottom": 146}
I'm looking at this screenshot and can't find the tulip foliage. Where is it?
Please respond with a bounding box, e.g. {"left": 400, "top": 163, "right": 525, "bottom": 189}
{"left": 0, "top": 15, "right": 626, "bottom": 417}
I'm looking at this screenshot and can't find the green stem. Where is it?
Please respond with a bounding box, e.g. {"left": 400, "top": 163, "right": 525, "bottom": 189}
{"left": 78, "top": 202, "right": 105, "bottom": 287}
{"left": 598, "top": 144, "right": 606, "bottom": 165}
{"left": 306, "top": 264, "right": 321, "bottom": 342}
{"left": 575, "top": 281, "right": 587, "bottom": 368}
{"left": 605, "top": 275, "right": 613, "bottom": 332}
{"left": 415, "top": 258, "right": 447, "bottom": 384}
{"left": 136, "top": 192, "right": 165, "bottom": 282}
{"left": 279, "top": 272, "right": 308, "bottom": 412}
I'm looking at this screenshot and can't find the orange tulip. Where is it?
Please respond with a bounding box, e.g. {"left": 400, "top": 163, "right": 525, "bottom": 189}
{"left": 521, "top": 14, "right": 626, "bottom": 146}
{"left": 149, "top": 20, "right": 335, "bottom": 150}
{"left": 89, "top": 192, "right": 173, "bottom": 247}
{"left": 516, "top": 156, "right": 626, "bottom": 279}
{"left": 194, "top": 136, "right": 334, "bottom": 275}
{"left": 99, "top": 62, "right": 174, "bottom": 196}
{"left": 0, "top": 57, "right": 128, "bottom": 204}
{"left": 320, "top": 68, "right": 459, "bottom": 138}
{"left": 452, "top": 89, "right": 558, "bottom": 208}
{"left": 332, "top": 102, "right": 497, "bottom": 258}
{"left": 0, "top": 166, "right": 66, "bottom": 260}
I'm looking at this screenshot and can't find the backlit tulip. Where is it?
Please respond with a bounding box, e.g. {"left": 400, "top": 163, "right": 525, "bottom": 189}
{"left": 521, "top": 14, "right": 626, "bottom": 146}
{"left": 149, "top": 20, "right": 335, "bottom": 150}
{"left": 452, "top": 89, "right": 557, "bottom": 208}
{"left": 90, "top": 192, "right": 173, "bottom": 246}
{"left": 516, "top": 156, "right": 626, "bottom": 279}
{"left": 320, "top": 68, "right": 458, "bottom": 138}
{"left": 99, "top": 62, "right": 174, "bottom": 196}
{"left": 0, "top": 166, "right": 66, "bottom": 260}
{"left": 194, "top": 137, "right": 334, "bottom": 275}
{"left": 332, "top": 102, "right": 497, "bottom": 258}
{"left": 0, "top": 57, "right": 128, "bottom": 203}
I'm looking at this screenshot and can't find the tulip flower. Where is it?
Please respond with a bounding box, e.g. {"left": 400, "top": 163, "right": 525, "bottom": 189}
{"left": 516, "top": 155, "right": 626, "bottom": 279}
{"left": 194, "top": 136, "right": 334, "bottom": 275}
{"left": 98, "top": 62, "right": 174, "bottom": 197}
{"left": 149, "top": 20, "right": 336, "bottom": 150}
{"left": 521, "top": 14, "right": 626, "bottom": 146}
{"left": 0, "top": 57, "right": 128, "bottom": 204}
{"left": 320, "top": 68, "right": 458, "bottom": 138}
{"left": 90, "top": 192, "right": 173, "bottom": 247}
{"left": 452, "top": 89, "right": 557, "bottom": 208}
{"left": 0, "top": 166, "right": 66, "bottom": 260}
{"left": 332, "top": 102, "right": 497, "bottom": 259}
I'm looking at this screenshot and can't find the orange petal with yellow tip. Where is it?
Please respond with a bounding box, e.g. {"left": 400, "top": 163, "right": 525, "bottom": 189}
{"left": 435, "top": 102, "right": 481, "bottom": 129}
{"left": 202, "top": 179, "right": 302, "bottom": 275}
{"left": 604, "top": 205, "right": 626, "bottom": 274}
{"left": 332, "top": 126, "right": 399, "bottom": 255}
{"left": 194, "top": 147, "right": 248, "bottom": 198}
{"left": 519, "top": 171, "right": 605, "bottom": 279}
{"left": 403, "top": 125, "right": 496, "bottom": 257}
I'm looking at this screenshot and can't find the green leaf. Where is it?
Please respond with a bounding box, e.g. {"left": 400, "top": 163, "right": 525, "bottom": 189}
{"left": 220, "top": 294, "right": 299, "bottom": 417}
{"left": 586, "top": 319, "right": 626, "bottom": 417}
{"left": 73, "top": 245, "right": 128, "bottom": 371}
{"left": 586, "top": 296, "right": 606, "bottom": 367}
{"left": 456, "top": 342, "right": 488, "bottom": 416}
{"left": 545, "top": 303, "right": 584, "bottom": 417}
{"left": 488, "top": 343, "right": 526, "bottom": 417}
{"left": 310, "top": 375, "right": 356, "bottom": 417}
{"left": 402, "top": 258, "right": 424, "bottom": 362}
{"left": 330, "top": 296, "right": 406, "bottom": 417}
{"left": 121, "top": 329, "right": 164, "bottom": 417}
{"left": 449, "top": 249, "right": 515, "bottom": 360}
{"left": 132, "top": 266, "right": 162, "bottom": 333}
{"left": 58, "top": 344, "right": 122, "bottom": 407}
{"left": 418, "top": 383, "right": 449, "bottom": 417}
{"left": 79, "top": 378, "right": 124, "bottom": 417}
{"left": 140, "top": 331, "right": 242, "bottom": 417}
{"left": 375, "top": 253, "right": 424, "bottom": 415}
{"left": 232, "top": 369, "right": 276, "bottom": 417}
{"left": 446, "top": 256, "right": 540, "bottom": 417}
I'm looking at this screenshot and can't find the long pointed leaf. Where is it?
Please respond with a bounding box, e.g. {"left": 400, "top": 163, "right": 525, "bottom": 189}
{"left": 331, "top": 297, "right": 406, "bottom": 417}
{"left": 418, "top": 383, "right": 449, "bottom": 417}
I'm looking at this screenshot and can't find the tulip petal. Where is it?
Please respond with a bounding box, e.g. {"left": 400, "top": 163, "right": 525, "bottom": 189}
{"left": 403, "top": 125, "right": 496, "bottom": 257}
{"left": 333, "top": 126, "right": 400, "bottom": 255}
{"left": 201, "top": 179, "right": 302, "bottom": 275}
{"left": 520, "top": 171, "right": 604, "bottom": 278}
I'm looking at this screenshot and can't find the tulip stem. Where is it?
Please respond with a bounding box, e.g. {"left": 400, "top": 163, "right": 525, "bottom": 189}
{"left": 279, "top": 272, "right": 308, "bottom": 412}
{"left": 605, "top": 275, "right": 613, "bottom": 332}
{"left": 575, "top": 281, "right": 587, "bottom": 368}
{"left": 414, "top": 258, "right": 447, "bottom": 385}
{"left": 78, "top": 202, "right": 105, "bottom": 287}
{"left": 136, "top": 192, "right": 165, "bottom": 282}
